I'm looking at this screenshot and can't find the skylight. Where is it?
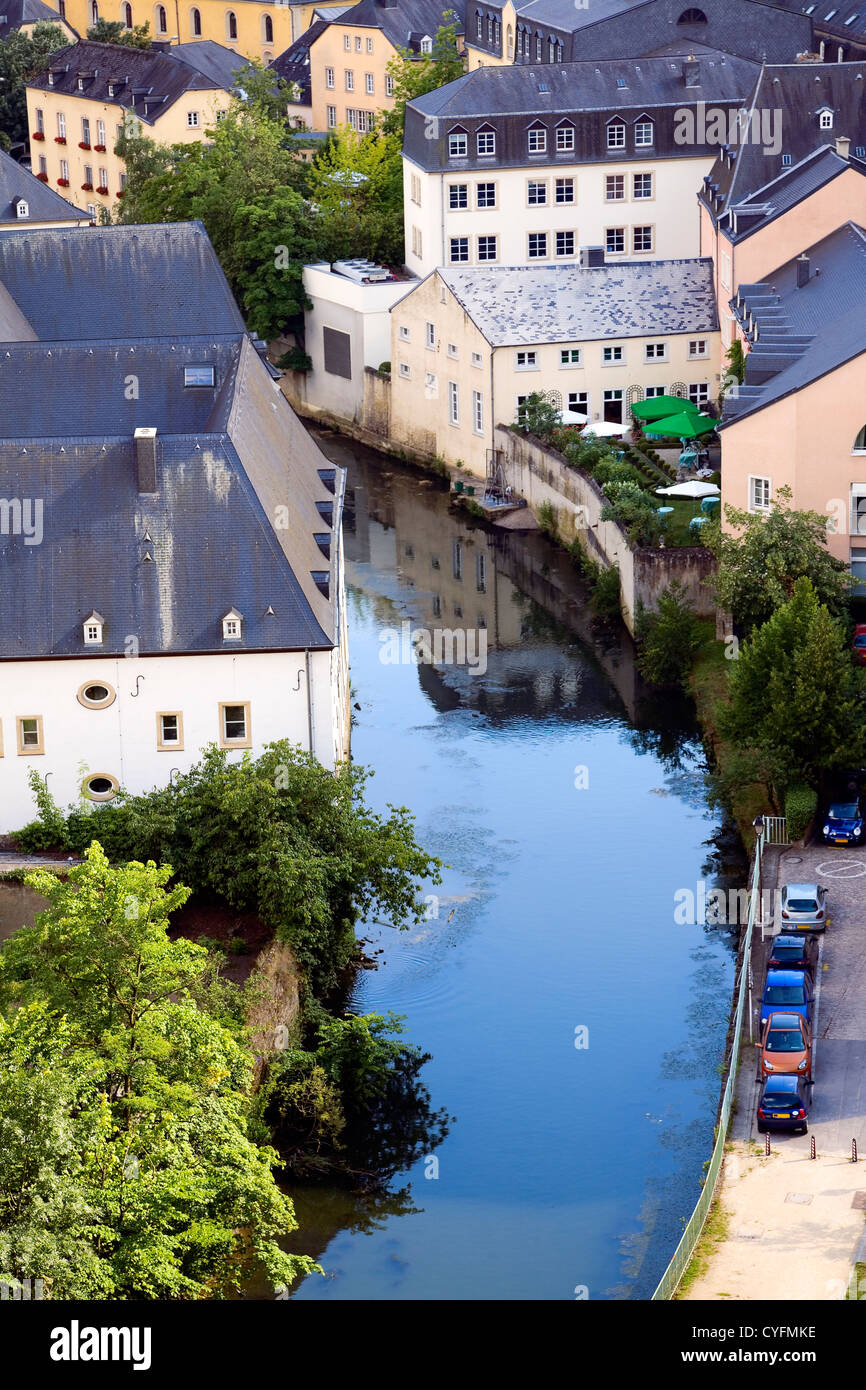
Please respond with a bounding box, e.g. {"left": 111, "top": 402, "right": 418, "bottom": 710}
{"left": 184, "top": 364, "right": 215, "bottom": 387}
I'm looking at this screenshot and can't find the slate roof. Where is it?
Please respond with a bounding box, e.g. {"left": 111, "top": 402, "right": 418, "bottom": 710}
{"left": 322, "top": 0, "right": 463, "bottom": 49}
{"left": 435, "top": 257, "right": 719, "bottom": 345}
{"left": 721, "top": 221, "right": 866, "bottom": 424}
{"left": 0, "top": 222, "right": 342, "bottom": 657}
{"left": 0, "top": 0, "right": 76, "bottom": 33}
{"left": 701, "top": 60, "right": 866, "bottom": 219}
{"left": 27, "top": 40, "right": 241, "bottom": 125}
{"left": 0, "top": 146, "right": 84, "bottom": 227}
{"left": 716, "top": 144, "right": 863, "bottom": 241}
{"left": 270, "top": 19, "right": 330, "bottom": 103}
{"left": 0, "top": 222, "right": 246, "bottom": 339}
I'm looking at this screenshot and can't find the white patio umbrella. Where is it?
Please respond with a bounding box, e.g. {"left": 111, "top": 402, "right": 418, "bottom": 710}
{"left": 583, "top": 419, "right": 625, "bottom": 437}
{"left": 559, "top": 408, "right": 589, "bottom": 425}
{"left": 654, "top": 481, "right": 720, "bottom": 499}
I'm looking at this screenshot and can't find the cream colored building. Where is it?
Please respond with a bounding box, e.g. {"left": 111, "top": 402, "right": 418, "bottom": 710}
{"left": 26, "top": 39, "right": 239, "bottom": 215}
{"left": 390, "top": 257, "right": 720, "bottom": 477}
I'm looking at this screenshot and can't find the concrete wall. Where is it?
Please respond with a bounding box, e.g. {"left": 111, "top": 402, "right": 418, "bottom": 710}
{"left": 495, "top": 424, "right": 716, "bottom": 633}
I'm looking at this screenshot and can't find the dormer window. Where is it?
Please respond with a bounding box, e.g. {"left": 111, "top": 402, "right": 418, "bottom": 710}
{"left": 108, "top": 83, "right": 114, "bottom": 97}
{"left": 634, "top": 116, "right": 654, "bottom": 147}
{"left": 448, "top": 127, "right": 468, "bottom": 158}
{"left": 83, "top": 611, "right": 104, "bottom": 645}
{"left": 222, "top": 608, "right": 243, "bottom": 641}
{"left": 15, "top": 199, "right": 28, "bottom": 219}
{"left": 607, "top": 119, "right": 626, "bottom": 149}
{"left": 819, "top": 108, "right": 834, "bottom": 129}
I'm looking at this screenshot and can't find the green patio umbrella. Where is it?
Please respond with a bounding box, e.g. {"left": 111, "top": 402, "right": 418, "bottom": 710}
{"left": 631, "top": 395, "right": 700, "bottom": 421}
{"left": 643, "top": 410, "right": 716, "bottom": 439}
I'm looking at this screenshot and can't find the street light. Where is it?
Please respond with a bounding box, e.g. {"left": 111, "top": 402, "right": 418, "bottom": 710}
{"left": 752, "top": 814, "right": 764, "bottom": 840}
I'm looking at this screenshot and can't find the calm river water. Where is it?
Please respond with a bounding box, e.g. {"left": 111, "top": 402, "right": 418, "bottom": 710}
{"left": 279, "top": 435, "right": 745, "bottom": 1301}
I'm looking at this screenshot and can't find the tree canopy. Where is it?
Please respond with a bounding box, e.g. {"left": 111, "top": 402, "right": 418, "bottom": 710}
{"left": 307, "top": 125, "right": 404, "bottom": 266}
{"left": 0, "top": 23, "right": 69, "bottom": 152}
{"left": 382, "top": 18, "right": 465, "bottom": 137}
{"left": 86, "top": 18, "right": 152, "bottom": 47}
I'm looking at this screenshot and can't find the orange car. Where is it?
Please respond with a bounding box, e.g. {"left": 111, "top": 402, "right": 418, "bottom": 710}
{"left": 759, "top": 1011, "right": 813, "bottom": 1081}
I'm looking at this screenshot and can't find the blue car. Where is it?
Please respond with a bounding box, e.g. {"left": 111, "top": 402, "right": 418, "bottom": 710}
{"left": 822, "top": 800, "right": 864, "bottom": 845}
{"left": 757, "top": 1074, "right": 811, "bottom": 1134}
{"left": 760, "top": 970, "right": 814, "bottom": 1026}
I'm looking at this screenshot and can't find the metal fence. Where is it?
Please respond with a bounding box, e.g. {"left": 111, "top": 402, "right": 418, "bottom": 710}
{"left": 763, "top": 815, "right": 790, "bottom": 846}
{"left": 651, "top": 838, "right": 762, "bottom": 1299}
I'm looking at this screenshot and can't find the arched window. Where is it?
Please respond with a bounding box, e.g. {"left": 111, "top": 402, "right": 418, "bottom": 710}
{"left": 677, "top": 7, "right": 708, "bottom": 20}
{"left": 190, "top": 6, "right": 201, "bottom": 33}
{"left": 853, "top": 425, "right": 866, "bottom": 452}
{"left": 535, "top": 33, "right": 542, "bottom": 61}
{"left": 123, "top": 1, "right": 132, "bottom": 26}
{"left": 156, "top": 3, "right": 167, "bottom": 31}
{"left": 838, "top": 44, "right": 845, "bottom": 60}
{"left": 91, "top": 0, "right": 99, "bottom": 22}
{"left": 507, "top": 24, "right": 513, "bottom": 57}
{"left": 226, "top": 9, "right": 237, "bottom": 39}
{"left": 262, "top": 12, "right": 273, "bottom": 43}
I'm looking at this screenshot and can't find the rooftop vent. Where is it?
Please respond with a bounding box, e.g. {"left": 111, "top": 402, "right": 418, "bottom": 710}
{"left": 134, "top": 426, "right": 158, "bottom": 494}
{"left": 578, "top": 246, "right": 605, "bottom": 268}
{"left": 332, "top": 258, "right": 393, "bottom": 284}
{"left": 796, "top": 253, "right": 811, "bottom": 288}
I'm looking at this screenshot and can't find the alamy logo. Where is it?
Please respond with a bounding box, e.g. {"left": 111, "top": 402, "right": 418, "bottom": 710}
{"left": 674, "top": 101, "right": 782, "bottom": 156}
{"left": 379, "top": 619, "right": 488, "bottom": 675}
{"left": 0, "top": 497, "right": 43, "bottom": 546}
{"left": 50, "top": 1321, "right": 152, "bottom": 1372}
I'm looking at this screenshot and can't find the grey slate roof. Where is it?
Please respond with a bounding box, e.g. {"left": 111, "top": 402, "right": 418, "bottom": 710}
{"left": 0, "top": 222, "right": 341, "bottom": 657}
{"left": 0, "top": 0, "right": 75, "bottom": 33}
{"left": 0, "top": 222, "right": 246, "bottom": 340}
{"left": 436, "top": 257, "right": 719, "bottom": 345}
{"left": 721, "top": 221, "right": 866, "bottom": 425}
{"left": 170, "top": 40, "right": 250, "bottom": 92}
{"left": 0, "top": 146, "right": 83, "bottom": 227}
{"left": 270, "top": 19, "right": 330, "bottom": 104}
{"left": 719, "top": 145, "right": 861, "bottom": 241}
{"left": 321, "top": 0, "right": 463, "bottom": 49}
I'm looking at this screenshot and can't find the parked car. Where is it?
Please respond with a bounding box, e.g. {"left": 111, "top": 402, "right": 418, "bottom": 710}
{"left": 759, "top": 1011, "right": 813, "bottom": 1080}
{"left": 778, "top": 883, "right": 828, "bottom": 931}
{"left": 821, "top": 800, "right": 864, "bottom": 845}
{"left": 767, "top": 933, "right": 819, "bottom": 976}
{"left": 760, "top": 970, "right": 814, "bottom": 1026}
{"left": 757, "top": 1074, "right": 811, "bottom": 1134}
{"left": 852, "top": 624, "right": 866, "bottom": 665}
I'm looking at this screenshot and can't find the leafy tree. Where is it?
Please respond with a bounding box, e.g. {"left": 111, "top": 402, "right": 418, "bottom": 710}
{"left": 382, "top": 18, "right": 465, "bottom": 136}
{"left": 0, "top": 24, "right": 69, "bottom": 152}
{"left": 637, "top": 583, "right": 702, "bottom": 688}
{"left": 21, "top": 742, "right": 442, "bottom": 991}
{"left": 308, "top": 125, "right": 404, "bottom": 265}
{"left": 0, "top": 845, "right": 315, "bottom": 1299}
{"left": 600, "top": 480, "right": 664, "bottom": 547}
{"left": 516, "top": 390, "right": 560, "bottom": 439}
{"left": 116, "top": 104, "right": 317, "bottom": 337}
{"left": 720, "top": 577, "right": 865, "bottom": 801}
{"left": 707, "top": 485, "right": 851, "bottom": 633}
{"left": 86, "top": 18, "right": 152, "bottom": 47}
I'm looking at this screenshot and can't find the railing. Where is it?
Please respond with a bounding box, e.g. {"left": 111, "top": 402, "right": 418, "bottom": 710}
{"left": 762, "top": 815, "right": 790, "bottom": 846}
{"left": 651, "top": 836, "right": 762, "bottom": 1299}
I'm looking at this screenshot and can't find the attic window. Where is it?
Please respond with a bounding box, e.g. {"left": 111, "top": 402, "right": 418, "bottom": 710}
{"left": 222, "top": 608, "right": 243, "bottom": 640}
{"left": 15, "top": 200, "right": 28, "bottom": 219}
{"left": 782, "top": 153, "right": 792, "bottom": 165}
{"left": 856, "top": 144, "right": 865, "bottom": 155}
{"left": 83, "top": 611, "right": 104, "bottom": 645}
{"left": 108, "top": 83, "right": 114, "bottom": 96}
{"left": 184, "top": 364, "right": 215, "bottom": 387}
{"left": 819, "top": 109, "right": 834, "bottom": 128}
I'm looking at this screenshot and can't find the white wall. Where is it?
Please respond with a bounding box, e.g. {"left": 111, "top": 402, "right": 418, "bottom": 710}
{"left": 0, "top": 648, "right": 345, "bottom": 833}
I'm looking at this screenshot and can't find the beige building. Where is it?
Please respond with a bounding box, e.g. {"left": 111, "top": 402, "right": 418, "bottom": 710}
{"left": 26, "top": 39, "right": 240, "bottom": 215}
{"left": 719, "top": 222, "right": 866, "bottom": 588}
{"left": 390, "top": 257, "right": 720, "bottom": 477}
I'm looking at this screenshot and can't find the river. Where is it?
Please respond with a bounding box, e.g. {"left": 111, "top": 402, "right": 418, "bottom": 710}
{"left": 277, "top": 434, "right": 746, "bottom": 1301}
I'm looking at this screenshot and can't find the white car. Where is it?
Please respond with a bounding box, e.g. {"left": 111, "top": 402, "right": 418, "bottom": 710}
{"left": 778, "top": 883, "right": 828, "bottom": 932}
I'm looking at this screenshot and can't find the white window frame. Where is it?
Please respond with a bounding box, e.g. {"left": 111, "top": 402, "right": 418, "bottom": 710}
{"left": 748, "top": 475, "right": 771, "bottom": 513}
{"left": 515, "top": 350, "right": 538, "bottom": 370}
{"left": 448, "top": 380, "right": 459, "bottom": 427}
{"left": 472, "top": 389, "right": 484, "bottom": 435}
{"left": 607, "top": 122, "right": 625, "bottom": 150}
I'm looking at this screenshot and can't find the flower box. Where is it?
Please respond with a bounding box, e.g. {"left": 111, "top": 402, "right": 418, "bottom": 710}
{"left": 96, "top": 185, "right": 109, "bottom": 195}
{"left": 57, "top": 178, "right": 70, "bottom": 187}
{"left": 116, "top": 190, "right": 125, "bottom": 198}
{"left": 94, "top": 143, "right": 106, "bottom": 152}
{"left": 54, "top": 136, "right": 66, "bottom": 145}
{"left": 81, "top": 181, "right": 93, "bottom": 190}
{"left": 35, "top": 171, "right": 49, "bottom": 182}
{"left": 78, "top": 141, "right": 91, "bottom": 150}
{"left": 32, "top": 131, "right": 45, "bottom": 141}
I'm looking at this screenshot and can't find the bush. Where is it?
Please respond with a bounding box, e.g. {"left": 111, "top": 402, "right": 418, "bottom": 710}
{"left": 516, "top": 391, "right": 560, "bottom": 440}
{"left": 275, "top": 346, "right": 312, "bottom": 372}
{"left": 636, "top": 583, "right": 702, "bottom": 688}
{"left": 378, "top": 360, "right": 391, "bottom": 375}
{"left": 600, "top": 480, "right": 664, "bottom": 547}
{"left": 537, "top": 500, "right": 559, "bottom": 537}
{"left": 14, "top": 772, "right": 69, "bottom": 852}
{"left": 785, "top": 784, "right": 818, "bottom": 841}
{"left": 590, "top": 563, "right": 621, "bottom": 621}
{"left": 592, "top": 458, "right": 645, "bottom": 488}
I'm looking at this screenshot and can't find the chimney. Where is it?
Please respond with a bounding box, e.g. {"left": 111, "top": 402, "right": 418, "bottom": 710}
{"left": 796, "top": 254, "right": 810, "bottom": 288}
{"left": 134, "top": 427, "right": 158, "bottom": 493}
{"left": 683, "top": 55, "right": 701, "bottom": 88}
{"left": 836, "top": 134, "right": 851, "bottom": 159}
{"left": 579, "top": 245, "right": 605, "bottom": 268}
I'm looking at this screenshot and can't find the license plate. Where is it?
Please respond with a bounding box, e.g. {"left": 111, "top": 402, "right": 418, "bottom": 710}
{"left": 773, "top": 1113, "right": 791, "bottom": 1119}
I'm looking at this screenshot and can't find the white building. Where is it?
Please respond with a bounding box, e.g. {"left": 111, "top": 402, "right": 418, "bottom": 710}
{"left": 0, "top": 222, "right": 349, "bottom": 833}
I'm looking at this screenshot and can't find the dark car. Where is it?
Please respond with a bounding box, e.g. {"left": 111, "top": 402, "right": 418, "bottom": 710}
{"left": 853, "top": 624, "right": 866, "bottom": 666}
{"left": 760, "top": 969, "right": 814, "bottom": 1026}
{"left": 822, "top": 800, "right": 864, "bottom": 845}
{"left": 767, "top": 933, "right": 819, "bottom": 976}
{"left": 757, "top": 1074, "right": 811, "bottom": 1133}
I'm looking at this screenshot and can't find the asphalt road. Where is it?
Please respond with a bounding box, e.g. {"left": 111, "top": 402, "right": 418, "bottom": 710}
{"left": 734, "top": 843, "right": 866, "bottom": 1155}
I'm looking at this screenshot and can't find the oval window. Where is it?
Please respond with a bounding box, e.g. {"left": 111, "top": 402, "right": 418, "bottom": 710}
{"left": 82, "top": 773, "right": 119, "bottom": 802}
{"left": 77, "top": 681, "right": 116, "bottom": 709}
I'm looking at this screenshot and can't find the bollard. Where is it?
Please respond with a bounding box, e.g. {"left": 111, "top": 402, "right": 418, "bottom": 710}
{"left": 810, "top": 1135, "right": 816, "bottom": 1160}
{"left": 853, "top": 1138, "right": 858, "bottom": 1164}
{"left": 765, "top": 1132, "right": 770, "bottom": 1156}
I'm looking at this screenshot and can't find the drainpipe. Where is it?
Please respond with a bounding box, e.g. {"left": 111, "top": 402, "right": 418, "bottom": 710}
{"left": 304, "top": 648, "right": 315, "bottom": 756}
{"left": 489, "top": 345, "right": 495, "bottom": 478}
{"left": 440, "top": 171, "right": 445, "bottom": 267}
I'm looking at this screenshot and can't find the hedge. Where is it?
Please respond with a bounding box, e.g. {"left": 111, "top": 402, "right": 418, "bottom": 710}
{"left": 785, "top": 784, "right": 818, "bottom": 841}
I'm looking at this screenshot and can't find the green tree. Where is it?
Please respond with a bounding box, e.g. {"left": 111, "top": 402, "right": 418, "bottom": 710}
{"left": 720, "top": 577, "right": 865, "bottom": 801}
{"left": 0, "top": 24, "right": 69, "bottom": 152}
{"left": 636, "top": 582, "right": 702, "bottom": 688}
{"left": 116, "top": 104, "right": 317, "bottom": 338}
{"left": 516, "top": 390, "right": 560, "bottom": 439}
{"left": 308, "top": 124, "right": 404, "bottom": 265}
{"left": 0, "top": 845, "right": 315, "bottom": 1299}
{"left": 382, "top": 17, "right": 465, "bottom": 136}
{"left": 707, "top": 485, "right": 851, "bottom": 633}
{"left": 86, "top": 18, "right": 152, "bottom": 47}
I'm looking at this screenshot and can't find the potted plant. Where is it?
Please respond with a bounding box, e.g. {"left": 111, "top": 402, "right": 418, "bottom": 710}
{"left": 54, "top": 136, "right": 67, "bottom": 145}
{"left": 57, "top": 177, "right": 70, "bottom": 187}
{"left": 78, "top": 141, "right": 91, "bottom": 150}
{"left": 32, "top": 131, "right": 45, "bottom": 141}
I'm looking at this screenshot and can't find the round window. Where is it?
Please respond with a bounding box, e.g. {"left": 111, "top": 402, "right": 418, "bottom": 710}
{"left": 82, "top": 773, "right": 119, "bottom": 802}
{"left": 77, "top": 681, "right": 116, "bottom": 709}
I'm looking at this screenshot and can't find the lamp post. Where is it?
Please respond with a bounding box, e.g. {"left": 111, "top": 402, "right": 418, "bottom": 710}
{"left": 749, "top": 814, "right": 765, "bottom": 1042}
